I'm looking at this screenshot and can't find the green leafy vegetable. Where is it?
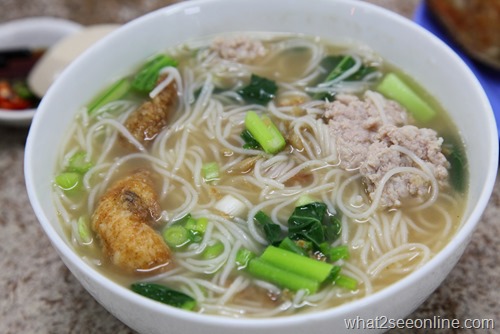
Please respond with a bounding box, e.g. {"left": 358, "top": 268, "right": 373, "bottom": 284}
{"left": 324, "top": 245, "right": 350, "bottom": 262}
{"left": 254, "top": 211, "right": 282, "bottom": 245}
{"left": 443, "top": 141, "right": 467, "bottom": 193}
{"left": 132, "top": 54, "right": 178, "bottom": 92}
{"left": 287, "top": 202, "right": 342, "bottom": 250}
{"left": 131, "top": 282, "right": 196, "bottom": 310}
{"left": 87, "top": 78, "right": 131, "bottom": 115}
{"left": 288, "top": 202, "right": 325, "bottom": 248}
{"left": 237, "top": 74, "right": 277, "bottom": 104}
{"left": 240, "top": 129, "right": 262, "bottom": 150}
{"left": 322, "top": 55, "right": 356, "bottom": 83}
{"left": 314, "top": 55, "right": 376, "bottom": 101}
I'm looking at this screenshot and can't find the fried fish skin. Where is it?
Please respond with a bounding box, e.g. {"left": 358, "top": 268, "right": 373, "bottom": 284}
{"left": 91, "top": 169, "right": 171, "bottom": 273}
{"left": 122, "top": 82, "right": 177, "bottom": 149}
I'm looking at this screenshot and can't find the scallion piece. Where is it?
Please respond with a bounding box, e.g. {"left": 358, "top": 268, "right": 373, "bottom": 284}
{"left": 247, "top": 258, "right": 320, "bottom": 293}
{"left": 55, "top": 172, "right": 82, "bottom": 192}
{"left": 214, "top": 194, "right": 246, "bottom": 217}
{"left": 235, "top": 248, "right": 256, "bottom": 269}
{"left": 202, "top": 241, "right": 224, "bottom": 259}
{"left": 77, "top": 215, "right": 92, "bottom": 244}
{"left": 201, "top": 162, "right": 220, "bottom": 183}
{"left": 67, "top": 151, "right": 93, "bottom": 174}
{"left": 260, "top": 246, "right": 333, "bottom": 282}
{"left": 87, "top": 78, "right": 131, "bottom": 115}
{"left": 376, "top": 73, "right": 436, "bottom": 122}
{"left": 294, "top": 194, "right": 317, "bottom": 207}
{"left": 244, "top": 111, "right": 285, "bottom": 154}
{"left": 163, "top": 225, "right": 190, "bottom": 248}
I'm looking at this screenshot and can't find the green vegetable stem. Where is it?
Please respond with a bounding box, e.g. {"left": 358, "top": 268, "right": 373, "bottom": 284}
{"left": 131, "top": 282, "right": 196, "bottom": 310}
{"left": 132, "top": 54, "right": 178, "bottom": 92}
{"left": 87, "top": 78, "right": 131, "bottom": 115}
{"left": 244, "top": 111, "right": 286, "bottom": 154}
{"left": 376, "top": 72, "right": 436, "bottom": 122}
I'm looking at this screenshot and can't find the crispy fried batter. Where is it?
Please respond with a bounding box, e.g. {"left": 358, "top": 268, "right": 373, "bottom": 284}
{"left": 122, "top": 82, "right": 177, "bottom": 149}
{"left": 428, "top": 0, "right": 500, "bottom": 69}
{"left": 91, "top": 169, "right": 171, "bottom": 273}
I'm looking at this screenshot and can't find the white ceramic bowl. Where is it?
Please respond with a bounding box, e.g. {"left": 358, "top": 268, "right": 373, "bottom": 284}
{"left": 24, "top": 1, "right": 498, "bottom": 333}
{"left": 0, "top": 17, "right": 82, "bottom": 126}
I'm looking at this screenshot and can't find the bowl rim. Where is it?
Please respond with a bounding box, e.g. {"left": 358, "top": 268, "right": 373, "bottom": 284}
{"left": 24, "top": 0, "right": 498, "bottom": 328}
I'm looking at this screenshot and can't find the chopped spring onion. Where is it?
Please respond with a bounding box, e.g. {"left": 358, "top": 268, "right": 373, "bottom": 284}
{"left": 201, "top": 162, "right": 220, "bottom": 183}
{"left": 294, "top": 194, "right": 317, "bottom": 207}
{"left": 67, "top": 151, "right": 93, "bottom": 174}
{"left": 214, "top": 194, "right": 246, "bottom": 217}
{"left": 235, "top": 248, "right": 256, "bottom": 269}
{"left": 131, "top": 282, "right": 196, "bottom": 310}
{"left": 244, "top": 111, "right": 286, "bottom": 154}
{"left": 202, "top": 241, "right": 224, "bottom": 259}
{"left": 87, "top": 78, "right": 131, "bottom": 115}
{"left": 247, "top": 257, "right": 320, "bottom": 293}
{"left": 185, "top": 216, "right": 208, "bottom": 238}
{"left": 55, "top": 172, "right": 82, "bottom": 192}
{"left": 77, "top": 215, "right": 92, "bottom": 244}
{"left": 334, "top": 274, "right": 358, "bottom": 291}
{"left": 132, "top": 54, "right": 178, "bottom": 92}
{"left": 260, "top": 246, "right": 333, "bottom": 282}
{"left": 376, "top": 73, "right": 436, "bottom": 122}
{"left": 163, "top": 225, "right": 190, "bottom": 248}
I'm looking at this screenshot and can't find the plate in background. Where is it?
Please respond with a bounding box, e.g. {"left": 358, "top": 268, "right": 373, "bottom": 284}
{"left": 414, "top": 1, "right": 500, "bottom": 138}
{"left": 0, "top": 17, "right": 82, "bottom": 127}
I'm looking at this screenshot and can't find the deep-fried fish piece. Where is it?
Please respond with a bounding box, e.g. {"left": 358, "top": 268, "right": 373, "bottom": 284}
{"left": 428, "top": 0, "right": 500, "bottom": 69}
{"left": 91, "top": 169, "right": 171, "bottom": 273}
{"left": 122, "top": 82, "right": 177, "bottom": 149}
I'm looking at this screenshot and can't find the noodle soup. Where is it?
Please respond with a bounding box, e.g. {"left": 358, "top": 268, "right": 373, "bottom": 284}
{"left": 53, "top": 33, "right": 467, "bottom": 317}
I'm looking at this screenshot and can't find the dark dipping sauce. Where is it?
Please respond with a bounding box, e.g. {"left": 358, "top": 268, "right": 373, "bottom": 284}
{"left": 0, "top": 48, "right": 44, "bottom": 110}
